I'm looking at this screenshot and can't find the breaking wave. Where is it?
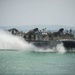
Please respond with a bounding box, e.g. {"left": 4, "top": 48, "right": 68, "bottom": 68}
{"left": 0, "top": 29, "right": 66, "bottom": 53}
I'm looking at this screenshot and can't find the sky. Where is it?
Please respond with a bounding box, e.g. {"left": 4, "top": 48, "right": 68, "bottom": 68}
{"left": 0, "top": 0, "right": 75, "bottom": 27}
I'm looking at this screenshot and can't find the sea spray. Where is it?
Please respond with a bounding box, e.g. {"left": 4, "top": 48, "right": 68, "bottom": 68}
{"left": 34, "top": 48, "right": 54, "bottom": 52}
{"left": 0, "top": 29, "right": 34, "bottom": 51}
{"left": 56, "top": 43, "right": 66, "bottom": 53}
{"left": 34, "top": 43, "right": 66, "bottom": 53}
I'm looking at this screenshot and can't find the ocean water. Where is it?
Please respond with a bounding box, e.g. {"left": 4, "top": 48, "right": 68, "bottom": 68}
{"left": 0, "top": 51, "right": 75, "bottom": 75}
{"left": 0, "top": 29, "right": 75, "bottom": 75}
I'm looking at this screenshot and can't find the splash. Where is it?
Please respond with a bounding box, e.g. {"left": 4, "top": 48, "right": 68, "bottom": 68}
{"left": 56, "top": 43, "right": 66, "bottom": 53}
{"left": 0, "top": 29, "right": 34, "bottom": 51}
{"left": 0, "top": 29, "right": 66, "bottom": 53}
{"left": 34, "top": 43, "right": 66, "bottom": 53}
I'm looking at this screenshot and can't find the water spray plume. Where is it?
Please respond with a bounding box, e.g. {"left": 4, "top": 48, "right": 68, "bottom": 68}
{"left": 56, "top": 43, "right": 66, "bottom": 53}
{"left": 0, "top": 29, "right": 34, "bottom": 51}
